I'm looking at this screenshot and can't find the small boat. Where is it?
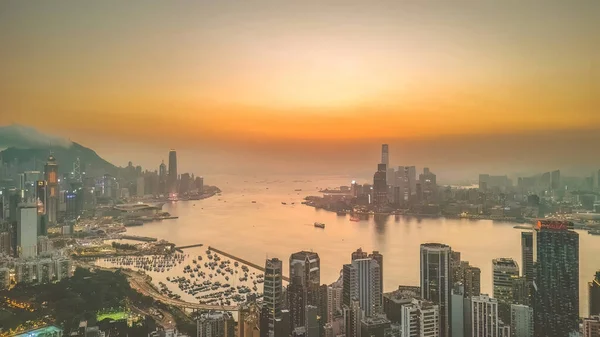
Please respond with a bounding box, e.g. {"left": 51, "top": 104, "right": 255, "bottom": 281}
{"left": 281, "top": 202, "right": 287, "bottom": 205}
{"left": 252, "top": 201, "right": 257, "bottom": 203}
{"left": 314, "top": 222, "right": 325, "bottom": 229}
{"left": 350, "top": 216, "right": 360, "bottom": 222}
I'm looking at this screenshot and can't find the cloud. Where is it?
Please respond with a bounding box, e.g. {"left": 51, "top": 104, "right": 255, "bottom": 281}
{"left": 0, "top": 124, "right": 72, "bottom": 149}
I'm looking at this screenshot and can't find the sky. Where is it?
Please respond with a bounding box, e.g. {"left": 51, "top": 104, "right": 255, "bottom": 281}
{"left": 0, "top": 1, "right": 598, "bottom": 181}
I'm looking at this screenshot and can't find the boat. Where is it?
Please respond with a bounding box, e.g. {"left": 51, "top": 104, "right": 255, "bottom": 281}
{"left": 252, "top": 201, "right": 257, "bottom": 203}
{"left": 294, "top": 189, "right": 302, "bottom": 191}
{"left": 314, "top": 222, "right": 325, "bottom": 229}
{"left": 589, "top": 229, "right": 600, "bottom": 236}
{"left": 350, "top": 216, "right": 360, "bottom": 222}
{"left": 281, "top": 202, "right": 287, "bottom": 205}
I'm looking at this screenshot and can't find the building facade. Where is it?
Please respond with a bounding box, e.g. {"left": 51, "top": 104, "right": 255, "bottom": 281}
{"left": 420, "top": 243, "right": 451, "bottom": 337}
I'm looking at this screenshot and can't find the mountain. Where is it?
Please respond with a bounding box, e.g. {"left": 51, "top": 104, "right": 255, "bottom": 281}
{"left": 1, "top": 142, "right": 119, "bottom": 177}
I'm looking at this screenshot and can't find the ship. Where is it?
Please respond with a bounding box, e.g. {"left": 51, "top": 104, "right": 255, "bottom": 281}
{"left": 349, "top": 216, "right": 360, "bottom": 222}
{"left": 314, "top": 222, "right": 325, "bottom": 229}
{"left": 281, "top": 202, "right": 287, "bottom": 205}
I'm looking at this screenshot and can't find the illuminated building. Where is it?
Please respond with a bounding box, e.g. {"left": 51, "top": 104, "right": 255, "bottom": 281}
{"left": 17, "top": 203, "right": 38, "bottom": 258}
{"left": 168, "top": 149, "right": 178, "bottom": 196}
{"left": 0, "top": 231, "right": 10, "bottom": 256}
{"left": 534, "top": 220, "right": 579, "bottom": 337}
{"left": 35, "top": 180, "right": 47, "bottom": 214}
{"left": 263, "top": 258, "right": 283, "bottom": 337}
{"left": 492, "top": 258, "right": 519, "bottom": 323}
{"left": 421, "top": 243, "right": 451, "bottom": 337}
{"left": 373, "top": 164, "right": 388, "bottom": 206}
{"left": 0, "top": 267, "right": 9, "bottom": 290}
{"left": 590, "top": 271, "right": 600, "bottom": 316}
{"left": 44, "top": 155, "right": 59, "bottom": 224}
{"left": 419, "top": 168, "right": 437, "bottom": 204}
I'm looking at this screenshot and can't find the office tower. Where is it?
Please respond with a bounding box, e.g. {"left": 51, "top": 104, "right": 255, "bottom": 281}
{"left": 419, "top": 168, "right": 437, "bottom": 203}
{"left": 197, "top": 312, "right": 235, "bottom": 337}
{"left": 263, "top": 258, "right": 283, "bottom": 337}
{"left": 492, "top": 258, "right": 520, "bottom": 323}
{"left": 305, "top": 305, "right": 319, "bottom": 337}
{"left": 450, "top": 284, "right": 467, "bottom": 337}
{"left": 373, "top": 164, "right": 388, "bottom": 206}
{"left": 158, "top": 160, "right": 167, "bottom": 195}
{"left": 44, "top": 155, "right": 59, "bottom": 224}
{"left": 420, "top": 243, "right": 451, "bottom": 337}
{"left": 405, "top": 166, "right": 417, "bottom": 196}
{"left": 383, "top": 285, "right": 421, "bottom": 324}
{"left": 551, "top": 170, "right": 561, "bottom": 190}
{"left": 521, "top": 232, "right": 534, "bottom": 283}
{"left": 590, "top": 271, "right": 600, "bottom": 316}
{"left": 360, "top": 315, "right": 391, "bottom": 337}
{"left": 17, "top": 203, "right": 38, "bottom": 258}
{"left": 275, "top": 310, "right": 290, "bottom": 337}
{"left": 344, "top": 299, "right": 362, "bottom": 337}
{"left": 168, "top": 149, "right": 178, "bottom": 195}
{"left": 35, "top": 180, "right": 47, "bottom": 214}
{"left": 369, "top": 251, "right": 383, "bottom": 295}
{"left": 136, "top": 176, "right": 145, "bottom": 197}
{"left": 470, "top": 294, "right": 499, "bottom": 337}
{"left": 288, "top": 251, "right": 320, "bottom": 331}
{"left": 583, "top": 316, "right": 600, "bottom": 337}
{"left": 512, "top": 276, "right": 530, "bottom": 306}
{"left": 534, "top": 220, "right": 579, "bottom": 337}
{"left": 343, "top": 258, "right": 381, "bottom": 317}
{"left": 463, "top": 263, "right": 481, "bottom": 297}
{"left": 196, "top": 176, "right": 204, "bottom": 194}
{"left": 450, "top": 251, "right": 461, "bottom": 282}
{"left": 510, "top": 304, "right": 533, "bottom": 337}
{"left": 401, "top": 298, "right": 439, "bottom": 337}
{"left": 381, "top": 144, "right": 389, "bottom": 167}
{"left": 180, "top": 173, "right": 191, "bottom": 195}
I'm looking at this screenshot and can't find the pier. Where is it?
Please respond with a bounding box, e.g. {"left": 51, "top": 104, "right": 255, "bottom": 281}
{"left": 176, "top": 243, "right": 204, "bottom": 250}
{"left": 120, "top": 235, "right": 157, "bottom": 242}
{"left": 208, "top": 246, "right": 290, "bottom": 282}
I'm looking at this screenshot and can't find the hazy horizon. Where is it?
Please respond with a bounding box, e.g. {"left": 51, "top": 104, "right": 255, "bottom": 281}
{"left": 1, "top": 1, "right": 598, "bottom": 181}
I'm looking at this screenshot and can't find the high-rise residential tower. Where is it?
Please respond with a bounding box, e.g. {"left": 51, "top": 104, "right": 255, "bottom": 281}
{"left": 510, "top": 304, "right": 534, "bottom": 337}
{"left": 158, "top": 160, "right": 167, "bottom": 195}
{"left": 521, "top": 232, "right": 534, "bottom": 283}
{"left": 470, "top": 294, "right": 499, "bottom": 337}
{"left": 343, "top": 258, "right": 382, "bottom": 317}
{"left": 168, "top": 149, "right": 178, "bottom": 195}
{"left": 534, "top": 220, "right": 579, "bottom": 337}
{"left": 263, "top": 258, "right": 283, "bottom": 337}
{"left": 44, "top": 155, "right": 59, "bottom": 224}
{"left": 373, "top": 164, "right": 388, "bottom": 206}
{"left": 420, "top": 243, "right": 451, "bottom": 337}
{"left": 492, "top": 258, "right": 520, "bottom": 323}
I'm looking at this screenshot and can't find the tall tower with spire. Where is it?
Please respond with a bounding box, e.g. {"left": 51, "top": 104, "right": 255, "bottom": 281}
{"left": 44, "top": 154, "right": 59, "bottom": 224}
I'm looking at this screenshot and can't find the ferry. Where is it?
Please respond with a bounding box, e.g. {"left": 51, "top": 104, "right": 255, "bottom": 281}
{"left": 314, "top": 222, "right": 325, "bottom": 229}
{"left": 350, "top": 216, "right": 360, "bottom": 222}
{"left": 282, "top": 202, "right": 287, "bottom": 205}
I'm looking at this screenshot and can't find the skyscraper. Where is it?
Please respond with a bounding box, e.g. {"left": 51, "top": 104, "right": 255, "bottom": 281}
{"left": 158, "top": 160, "right": 167, "bottom": 195}
{"left": 420, "top": 243, "right": 451, "bottom": 337}
{"left": 168, "top": 149, "right": 178, "bottom": 195}
{"left": 369, "top": 251, "right": 383, "bottom": 296}
{"left": 373, "top": 164, "right": 388, "bottom": 206}
{"left": 44, "top": 155, "right": 59, "bottom": 224}
{"left": 492, "top": 258, "right": 519, "bottom": 323}
{"left": 470, "top": 294, "right": 499, "bottom": 337}
{"left": 521, "top": 232, "right": 534, "bottom": 283}
{"left": 583, "top": 316, "right": 600, "bottom": 337}
{"left": 463, "top": 263, "right": 481, "bottom": 297}
{"left": 510, "top": 304, "right": 533, "bottom": 337}
{"left": 534, "top": 220, "right": 579, "bottom": 337}
{"left": 263, "top": 258, "right": 283, "bottom": 337}
{"left": 590, "top": 270, "right": 600, "bottom": 316}
{"left": 343, "top": 258, "right": 381, "bottom": 317}
{"left": 381, "top": 144, "right": 389, "bottom": 167}
{"left": 17, "top": 203, "right": 38, "bottom": 258}
{"left": 288, "top": 251, "right": 321, "bottom": 331}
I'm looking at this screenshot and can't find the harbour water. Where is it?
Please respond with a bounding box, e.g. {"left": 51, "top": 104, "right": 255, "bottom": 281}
{"left": 125, "top": 174, "right": 600, "bottom": 316}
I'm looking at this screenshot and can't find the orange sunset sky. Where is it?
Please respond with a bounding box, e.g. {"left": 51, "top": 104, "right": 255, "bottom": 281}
{"left": 0, "top": 1, "right": 598, "bottom": 179}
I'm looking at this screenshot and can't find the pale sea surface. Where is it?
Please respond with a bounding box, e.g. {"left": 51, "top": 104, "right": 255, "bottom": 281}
{"left": 125, "top": 174, "right": 600, "bottom": 316}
